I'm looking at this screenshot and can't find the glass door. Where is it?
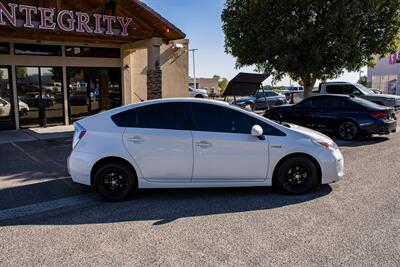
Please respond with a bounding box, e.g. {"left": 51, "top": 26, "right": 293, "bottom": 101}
{"left": 67, "top": 67, "right": 121, "bottom": 122}
{"left": 0, "top": 66, "right": 14, "bottom": 130}
{"left": 16, "top": 67, "right": 64, "bottom": 128}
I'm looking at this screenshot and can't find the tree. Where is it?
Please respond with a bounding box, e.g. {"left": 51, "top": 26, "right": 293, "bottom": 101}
{"left": 358, "top": 75, "right": 368, "bottom": 86}
{"left": 222, "top": 0, "right": 400, "bottom": 98}
{"left": 213, "top": 74, "right": 229, "bottom": 94}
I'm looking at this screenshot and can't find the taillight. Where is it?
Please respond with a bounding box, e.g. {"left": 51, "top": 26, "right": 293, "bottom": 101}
{"left": 72, "top": 122, "right": 86, "bottom": 149}
{"left": 369, "top": 111, "right": 387, "bottom": 119}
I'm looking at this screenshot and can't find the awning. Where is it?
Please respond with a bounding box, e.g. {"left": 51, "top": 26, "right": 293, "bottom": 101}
{"left": 223, "top": 72, "right": 269, "bottom": 97}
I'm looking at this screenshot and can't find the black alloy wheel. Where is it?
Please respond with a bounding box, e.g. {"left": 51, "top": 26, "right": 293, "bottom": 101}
{"left": 338, "top": 120, "right": 358, "bottom": 140}
{"left": 275, "top": 156, "right": 319, "bottom": 194}
{"left": 94, "top": 162, "right": 136, "bottom": 201}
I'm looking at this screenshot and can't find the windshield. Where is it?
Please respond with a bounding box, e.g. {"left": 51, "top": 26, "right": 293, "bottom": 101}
{"left": 354, "top": 83, "right": 375, "bottom": 95}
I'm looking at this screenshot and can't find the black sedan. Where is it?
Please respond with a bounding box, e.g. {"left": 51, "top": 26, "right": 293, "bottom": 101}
{"left": 264, "top": 95, "right": 397, "bottom": 140}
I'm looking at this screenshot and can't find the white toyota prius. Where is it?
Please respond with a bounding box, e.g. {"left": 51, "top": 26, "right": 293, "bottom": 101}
{"left": 68, "top": 98, "right": 344, "bottom": 201}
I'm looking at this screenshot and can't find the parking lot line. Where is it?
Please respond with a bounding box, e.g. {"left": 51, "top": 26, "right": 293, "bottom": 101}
{"left": 10, "top": 142, "right": 43, "bottom": 165}
{"left": 0, "top": 193, "right": 100, "bottom": 222}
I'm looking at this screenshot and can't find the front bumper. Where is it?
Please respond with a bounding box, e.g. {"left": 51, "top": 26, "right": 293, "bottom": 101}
{"left": 318, "top": 148, "right": 344, "bottom": 184}
{"left": 359, "top": 119, "right": 397, "bottom": 135}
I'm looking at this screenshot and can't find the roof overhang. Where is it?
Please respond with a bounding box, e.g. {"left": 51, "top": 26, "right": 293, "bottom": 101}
{"left": 0, "top": 0, "right": 186, "bottom": 44}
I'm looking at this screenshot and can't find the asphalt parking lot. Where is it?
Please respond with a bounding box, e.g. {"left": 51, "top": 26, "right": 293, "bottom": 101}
{"left": 0, "top": 132, "right": 399, "bottom": 266}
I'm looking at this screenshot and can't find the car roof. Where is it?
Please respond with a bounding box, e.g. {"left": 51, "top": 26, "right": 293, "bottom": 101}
{"left": 308, "top": 94, "right": 350, "bottom": 99}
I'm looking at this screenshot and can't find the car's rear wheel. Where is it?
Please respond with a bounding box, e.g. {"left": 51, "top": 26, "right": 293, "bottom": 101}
{"left": 275, "top": 156, "right": 319, "bottom": 194}
{"left": 94, "top": 162, "right": 136, "bottom": 201}
{"left": 195, "top": 94, "right": 204, "bottom": 98}
{"left": 338, "top": 120, "right": 358, "bottom": 140}
{"left": 245, "top": 102, "right": 255, "bottom": 111}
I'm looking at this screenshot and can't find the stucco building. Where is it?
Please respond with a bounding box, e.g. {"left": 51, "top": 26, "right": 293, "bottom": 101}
{"left": 367, "top": 54, "right": 400, "bottom": 95}
{"left": 0, "top": 0, "right": 189, "bottom": 130}
{"left": 189, "top": 77, "right": 220, "bottom": 95}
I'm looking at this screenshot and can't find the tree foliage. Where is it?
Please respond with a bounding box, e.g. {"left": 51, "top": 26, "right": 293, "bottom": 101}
{"left": 222, "top": 0, "right": 400, "bottom": 97}
{"left": 358, "top": 75, "right": 368, "bottom": 86}
{"left": 213, "top": 74, "right": 229, "bottom": 94}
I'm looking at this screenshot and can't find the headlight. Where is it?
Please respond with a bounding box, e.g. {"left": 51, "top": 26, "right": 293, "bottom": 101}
{"left": 312, "top": 139, "right": 338, "bottom": 150}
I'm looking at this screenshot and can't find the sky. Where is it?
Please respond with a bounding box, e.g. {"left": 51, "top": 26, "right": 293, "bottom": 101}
{"left": 143, "top": 0, "right": 367, "bottom": 86}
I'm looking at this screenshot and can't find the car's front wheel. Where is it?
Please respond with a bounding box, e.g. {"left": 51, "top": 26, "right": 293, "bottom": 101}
{"left": 275, "top": 156, "right": 319, "bottom": 194}
{"left": 93, "top": 162, "right": 136, "bottom": 201}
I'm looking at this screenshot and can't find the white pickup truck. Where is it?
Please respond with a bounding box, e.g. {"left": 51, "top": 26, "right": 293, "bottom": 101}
{"left": 315, "top": 82, "right": 400, "bottom": 111}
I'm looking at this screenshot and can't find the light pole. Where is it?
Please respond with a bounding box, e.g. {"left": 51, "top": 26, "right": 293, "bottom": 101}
{"left": 189, "top": 48, "right": 198, "bottom": 89}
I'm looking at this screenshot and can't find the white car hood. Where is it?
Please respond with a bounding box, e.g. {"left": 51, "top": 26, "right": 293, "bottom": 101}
{"left": 287, "top": 123, "right": 333, "bottom": 142}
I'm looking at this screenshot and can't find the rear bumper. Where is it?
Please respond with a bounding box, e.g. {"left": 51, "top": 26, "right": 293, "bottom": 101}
{"left": 359, "top": 120, "right": 397, "bottom": 135}
{"left": 68, "top": 151, "right": 99, "bottom": 186}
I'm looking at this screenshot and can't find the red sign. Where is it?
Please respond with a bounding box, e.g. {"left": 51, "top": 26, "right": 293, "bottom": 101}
{"left": 0, "top": 2, "right": 132, "bottom": 36}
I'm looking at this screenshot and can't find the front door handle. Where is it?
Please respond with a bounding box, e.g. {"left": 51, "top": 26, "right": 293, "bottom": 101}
{"left": 195, "top": 140, "right": 212, "bottom": 149}
{"left": 127, "top": 136, "right": 144, "bottom": 144}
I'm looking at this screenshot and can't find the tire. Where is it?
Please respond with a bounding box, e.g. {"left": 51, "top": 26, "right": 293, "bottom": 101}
{"left": 244, "top": 102, "right": 255, "bottom": 111}
{"left": 338, "top": 120, "right": 358, "bottom": 140}
{"left": 275, "top": 156, "right": 319, "bottom": 194}
{"left": 195, "top": 94, "right": 204, "bottom": 98}
{"left": 275, "top": 99, "right": 284, "bottom": 106}
{"left": 93, "top": 162, "right": 137, "bottom": 201}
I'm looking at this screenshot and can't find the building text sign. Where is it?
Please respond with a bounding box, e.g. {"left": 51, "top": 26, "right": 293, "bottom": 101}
{"left": 0, "top": 2, "right": 133, "bottom": 36}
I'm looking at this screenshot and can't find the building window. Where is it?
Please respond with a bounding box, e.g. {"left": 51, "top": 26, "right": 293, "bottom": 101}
{"left": 0, "top": 43, "right": 10, "bottom": 54}
{"left": 14, "top": 43, "right": 62, "bottom": 56}
{"left": 65, "top": 46, "right": 121, "bottom": 58}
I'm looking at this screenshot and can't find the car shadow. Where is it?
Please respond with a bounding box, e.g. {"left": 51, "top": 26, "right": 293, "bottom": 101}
{"left": 0, "top": 183, "right": 332, "bottom": 226}
{"left": 335, "top": 136, "right": 389, "bottom": 147}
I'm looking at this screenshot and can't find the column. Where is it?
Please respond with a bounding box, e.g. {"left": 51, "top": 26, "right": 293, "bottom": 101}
{"left": 147, "top": 37, "right": 162, "bottom": 100}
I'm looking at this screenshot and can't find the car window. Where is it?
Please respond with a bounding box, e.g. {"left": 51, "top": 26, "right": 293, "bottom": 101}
{"left": 298, "top": 98, "right": 313, "bottom": 108}
{"left": 326, "top": 85, "right": 344, "bottom": 94}
{"left": 111, "top": 103, "right": 191, "bottom": 130}
{"left": 191, "top": 103, "right": 285, "bottom": 136}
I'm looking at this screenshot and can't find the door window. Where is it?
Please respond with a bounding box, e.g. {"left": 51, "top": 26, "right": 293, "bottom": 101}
{"left": 112, "top": 103, "right": 191, "bottom": 130}
{"left": 192, "top": 103, "right": 284, "bottom": 135}
{"left": 16, "top": 67, "right": 64, "bottom": 128}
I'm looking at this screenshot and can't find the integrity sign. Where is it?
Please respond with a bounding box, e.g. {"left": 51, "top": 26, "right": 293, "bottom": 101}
{"left": 0, "top": 2, "right": 133, "bottom": 36}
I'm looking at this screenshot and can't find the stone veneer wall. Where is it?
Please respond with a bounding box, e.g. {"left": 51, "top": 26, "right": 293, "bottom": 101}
{"left": 147, "top": 69, "right": 162, "bottom": 100}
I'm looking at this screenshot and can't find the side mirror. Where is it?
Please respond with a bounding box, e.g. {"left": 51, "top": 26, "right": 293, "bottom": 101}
{"left": 251, "top": 125, "right": 265, "bottom": 140}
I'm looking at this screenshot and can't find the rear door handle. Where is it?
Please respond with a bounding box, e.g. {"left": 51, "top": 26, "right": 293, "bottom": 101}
{"left": 127, "top": 136, "right": 144, "bottom": 144}
{"left": 195, "top": 140, "right": 212, "bottom": 148}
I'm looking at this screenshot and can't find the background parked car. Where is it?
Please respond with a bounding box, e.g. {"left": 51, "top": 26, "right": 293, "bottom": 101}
{"left": 233, "top": 90, "right": 287, "bottom": 111}
{"left": 0, "top": 97, "right": 29, "bottom": 117}
{"left": 189, "top": 87, "right": 208, "bottom": 98}
{"left": 264, "top": 95, "right": 397, "bottom": 140}
{"left": 316, "top": 82, "right": 400, "bottom": 110}
{"left": 370, "top": 88, "right": 383, "bottom": 94}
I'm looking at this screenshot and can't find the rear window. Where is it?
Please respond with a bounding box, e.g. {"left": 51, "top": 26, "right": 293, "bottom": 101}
{"left": 351, "top": 97, "right": 386, "bottom": 109}
{"left": 111, "top": 103, "right": 191, "bottom": 130}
